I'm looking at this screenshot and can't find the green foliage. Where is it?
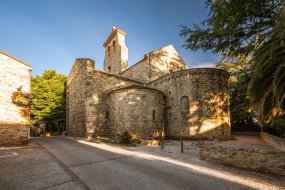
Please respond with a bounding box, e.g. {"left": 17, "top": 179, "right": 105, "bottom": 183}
{"left": 130, "top": 133, "right": 140, "bottom": 143}
{"left": 217, "top": 55, "right": 255, "bottom": 129}
{"left": 31, "top": 70, "right": 67, "bottom": 125}
{"left": 181, "top": 0, "right": 285, "bottom": 131}
{"left": 248, "top": 10, "right": 285, "bottom": 125}
{"left": 118, "top": 131, "right": 140, "bottom": 144}
{"left": 51, "top": 131, "right": 61, "bottom": 136}
{"left": 119, "top": 132, "right": 131, "bottom": 144}
{"left": 180, "top": 0, "right": 283, "bottom": 56}
{"left": 264, "top": 116, "right": 285, "bottom": 137}
{"left": 273, "top": 116, "right": 285, "bottom": 137}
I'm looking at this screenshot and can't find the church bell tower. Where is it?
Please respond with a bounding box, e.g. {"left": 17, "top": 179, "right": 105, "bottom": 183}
{"left": 103, "top": 27, "right": 128, "bottom": 74}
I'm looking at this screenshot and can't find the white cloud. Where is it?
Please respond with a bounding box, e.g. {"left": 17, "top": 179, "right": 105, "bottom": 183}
{"left": 193, "top": 62, "right": 217, "bottom": 68}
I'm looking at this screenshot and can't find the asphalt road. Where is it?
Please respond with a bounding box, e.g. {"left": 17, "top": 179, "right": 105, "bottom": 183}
{"left": 0, "top": 137, "right": 283, "bottom": 190}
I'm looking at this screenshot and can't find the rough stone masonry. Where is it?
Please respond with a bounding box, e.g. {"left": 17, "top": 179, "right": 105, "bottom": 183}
{"left": 0, "top": 51, "right": 32, "bottom": 144}
{"left": 67, "top": 27, "right": 231, "bottom": 141}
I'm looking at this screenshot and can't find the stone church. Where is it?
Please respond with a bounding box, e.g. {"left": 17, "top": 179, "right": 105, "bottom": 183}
{"left": 67, "top": 27, "right": 231, "bottom": 141}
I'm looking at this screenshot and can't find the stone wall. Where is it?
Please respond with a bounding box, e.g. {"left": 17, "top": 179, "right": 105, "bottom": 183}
{"left": 67, "top": 58, "right": 143, "bottom": 138}
{"left": 67, "top": 63, "right": 230, "bottom": 140}
{"left": 260, "top": 132, "right": 285, "bottom": 151}
{"left": 119, "top": 58, "right": 149, "bottom": 82}
{"left": 0, "top": 124, "right": 29, "bottom": 145}
{"left": 107, "top": 86, "right": 165, "bottom": 140}
{"left": 148, "top": 68, "right": 231, "bottom": 140}
{"left": 200, "top": 146, "right": 285, "bottom": 176}
{"left": 84, "top": 71, "right": 143, "bottom": 138}
{"left": 120, "top": 45, "right": 187, "bottom": 82}
{"left": 67, "top": 59, "right": 231, "bottom": 141}
{"left": 66, "top": 58, "right": 94, "bottom": 137}
{"left": 0, "top": 52, "right": 31, "bottom": 124}
{"left": 0, "top": 52, "right": 31, "bottom": 144}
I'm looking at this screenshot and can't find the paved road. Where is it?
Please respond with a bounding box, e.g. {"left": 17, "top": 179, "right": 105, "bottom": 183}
{"left": 0, "top": 137, "right": 283, "bottom": 190}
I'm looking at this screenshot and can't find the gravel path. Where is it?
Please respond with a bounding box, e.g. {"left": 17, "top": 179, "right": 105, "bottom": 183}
{"left": 218, "top": 135, "right": 274, "bottom": 149}
{"left": 114, "top": 136, "right": 285, "bottom": 189}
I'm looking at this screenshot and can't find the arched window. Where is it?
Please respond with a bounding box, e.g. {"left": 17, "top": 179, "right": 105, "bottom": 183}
{"left": 181, "top": 96, "right": 190, "bottom": 115}
{"left": 112, "top": 41, "right": 116, "bottom": 51}
{"left": 107, "top": 46, "right": 110, "bottom": 56}
{"left": 108, "top": 66, "right": 111, "bottom": 72}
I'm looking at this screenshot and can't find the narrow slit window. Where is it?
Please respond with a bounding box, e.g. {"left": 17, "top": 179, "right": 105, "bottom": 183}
{"left": 181, "top": 96, "right": 190, "bottom": 115}
{"left": 152, "top": 110, "right": 155, "bottom": 119}
{"left": 112, "top": 41, "right": 116, "bottom": 51}
{"left": 108, "top": 46, "right": 111, "bottom": 56}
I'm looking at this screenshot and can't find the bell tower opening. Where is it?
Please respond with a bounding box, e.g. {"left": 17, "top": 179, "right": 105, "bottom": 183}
{"left": 103, "top": 26, "right": 128, "bottom": 74}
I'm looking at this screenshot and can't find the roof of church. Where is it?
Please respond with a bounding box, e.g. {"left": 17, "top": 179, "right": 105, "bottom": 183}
{"left": 119, "top": 44, "right": 184, "bottom": 75}
{"left": 107, "top": 84, "right": 164, "bottom": 95}
{"left": 0, "top": 50, "right": 32, "bottom": 68}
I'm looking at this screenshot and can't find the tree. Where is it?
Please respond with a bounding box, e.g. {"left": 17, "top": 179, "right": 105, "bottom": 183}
{"left": 217, "top": 54, "right": 256, "bottom": 130}
{"left": 248, "top": 10, "right": 285, "bottom": 126}
{"left": 31, "top": 70, "right": 67, "bottom": 129}
{"left": 180, "top": 0, "right": 283, "bottom": 56}
{"left": 180, "top": 0, "right": 285, "bottom": 128}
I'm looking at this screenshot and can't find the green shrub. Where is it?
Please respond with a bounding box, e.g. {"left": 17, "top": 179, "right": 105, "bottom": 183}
{"left": 52, "top": 132, "right": 61, "bottom": 136}
{"left": 130, "top": 133, "right": 140, "bottom": 144}
{"left": 118, "top": 131, "right": 140, "bottom": 144}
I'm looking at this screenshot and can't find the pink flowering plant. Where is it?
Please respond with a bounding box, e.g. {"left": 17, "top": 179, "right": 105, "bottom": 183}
{"left": 11, "top": 86, "right": 32, "bottom": 107}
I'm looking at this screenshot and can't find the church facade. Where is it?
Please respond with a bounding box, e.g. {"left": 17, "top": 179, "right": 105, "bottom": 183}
{"left": 66, "top": 27, "right": 231, "bottom": 141}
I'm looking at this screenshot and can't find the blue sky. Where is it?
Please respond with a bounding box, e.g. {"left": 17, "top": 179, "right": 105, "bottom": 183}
{"left": 1, "top": 0, "right": 219, "bottom": 76}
